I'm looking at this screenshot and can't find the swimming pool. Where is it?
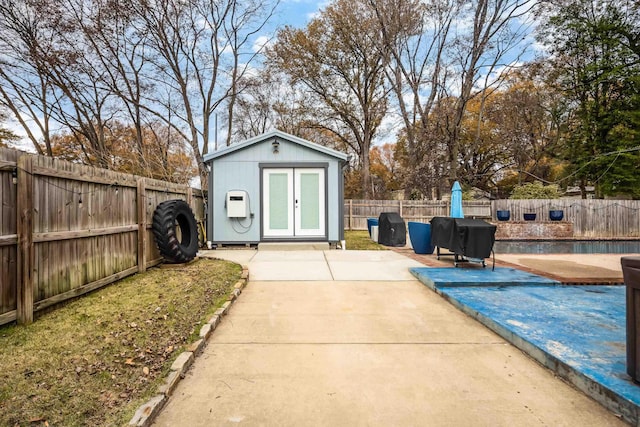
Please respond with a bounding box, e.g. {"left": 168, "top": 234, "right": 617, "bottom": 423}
{"left": 493, "top": 240, "right": 640, "bottom": 254}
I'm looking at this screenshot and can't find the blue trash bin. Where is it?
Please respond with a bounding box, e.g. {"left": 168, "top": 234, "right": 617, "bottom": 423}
{"left": 408, "top": 222, "right": 434, "bottom": 255}
{"left": 367, "top": 218, "right": 378, "bottom": 237}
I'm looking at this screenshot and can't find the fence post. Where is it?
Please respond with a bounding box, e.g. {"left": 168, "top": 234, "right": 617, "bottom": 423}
{"left": 137, "top": 178, "right": 147, "bottom": 273}
{"left": 348, "top": 199, "right": 353, "bottom": 230}
{"left": 17, "top": 155, "right": 34, "bottom": 324}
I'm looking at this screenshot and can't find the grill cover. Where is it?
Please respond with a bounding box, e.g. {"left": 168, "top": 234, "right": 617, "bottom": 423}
{"left": 378, "top": 212, "right": 406, "bottom": 247}
{"left": 430, "top": 217, "right": 496, "bottom": 259}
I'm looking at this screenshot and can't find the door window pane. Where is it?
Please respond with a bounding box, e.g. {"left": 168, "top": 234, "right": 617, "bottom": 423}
{"left": 300, "top": 173, "right": 319, "bottom": 229}
{"left": 269, "top": 173, "right": 289, "bottom": 230}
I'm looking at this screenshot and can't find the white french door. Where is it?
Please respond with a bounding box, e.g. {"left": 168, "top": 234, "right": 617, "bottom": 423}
{"left": 263, "top": 168, "right": 325, "bottom": 238}
{"left": 263, "top": 168, "right": 293, "bottom": 237}
{"left": 294, "top": 168, "right": 325, "bottom": 236}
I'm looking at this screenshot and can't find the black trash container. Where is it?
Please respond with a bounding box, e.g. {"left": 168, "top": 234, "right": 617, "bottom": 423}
{"left": 622, "top": 256, "right": 640, "bottom": 382}
{"left": 378, "top": 212, "right": 406, "bottom": 247}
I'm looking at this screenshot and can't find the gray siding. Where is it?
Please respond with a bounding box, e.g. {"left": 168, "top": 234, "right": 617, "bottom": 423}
{"left": 207, "top": 137, "right": 343, "bottom": 244}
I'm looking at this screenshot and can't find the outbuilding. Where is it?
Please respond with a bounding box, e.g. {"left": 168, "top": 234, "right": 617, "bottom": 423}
{"left": 204, "top": 130, "right": 349, "bottom": 247}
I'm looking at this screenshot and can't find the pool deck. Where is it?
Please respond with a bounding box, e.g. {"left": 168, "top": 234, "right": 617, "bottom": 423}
{"left": 395, "top": 247, "right": 634, "bottom": 284}
{"left": 409, "top": 261, "right": 640, "bottom": 425}
{"left": 494, "top": 253, "right": 630, "bottom": 284}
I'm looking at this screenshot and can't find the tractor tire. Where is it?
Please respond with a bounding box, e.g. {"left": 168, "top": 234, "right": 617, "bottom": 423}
{"left": 152, "top": 199, "right": 199, "bottom": 263}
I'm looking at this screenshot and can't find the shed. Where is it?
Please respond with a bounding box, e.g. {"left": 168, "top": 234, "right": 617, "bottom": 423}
{"left": 203, "top": 130, "right": 349, "bottom": 247}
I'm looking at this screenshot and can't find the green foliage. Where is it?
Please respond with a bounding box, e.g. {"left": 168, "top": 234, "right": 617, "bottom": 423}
{"left": 0, "top": 128, "right": 18, "bottom": 148}
{"left": 539, "top": 0, "right": 640, "bottom": 198}
{"left": 408, "top": 188, "right": 423, "bottom": 200}
{"left": 510, "top": 182, "right": 561, "bottom": 199}
{"left": 0, "top": 109, "right": 19, "bottom": 147}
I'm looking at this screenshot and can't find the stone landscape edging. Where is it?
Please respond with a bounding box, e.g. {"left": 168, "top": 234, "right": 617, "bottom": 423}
{"left": 128, "top": 263, "right": 249, "bottom": 427}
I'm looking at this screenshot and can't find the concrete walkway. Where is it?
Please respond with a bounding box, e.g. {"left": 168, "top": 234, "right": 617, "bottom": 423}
{"left": 153, "top": 250, "right": 625, "bottom": 426}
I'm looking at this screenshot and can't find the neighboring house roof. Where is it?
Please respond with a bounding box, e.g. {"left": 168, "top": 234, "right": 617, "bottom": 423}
{"left": 203, "top": 130, "right": 349, "bottom": 162}
{"left": 565, "top": 185, "right": 595, "bottom": 195}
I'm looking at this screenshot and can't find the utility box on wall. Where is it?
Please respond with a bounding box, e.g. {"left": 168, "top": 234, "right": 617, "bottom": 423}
{"left": 226, "top": 190, "right": 248, "bottom": 218}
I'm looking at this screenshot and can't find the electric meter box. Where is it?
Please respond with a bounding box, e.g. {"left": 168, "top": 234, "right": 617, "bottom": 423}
{"left": 226, "top": 190, "right": 248, "bottom": 218}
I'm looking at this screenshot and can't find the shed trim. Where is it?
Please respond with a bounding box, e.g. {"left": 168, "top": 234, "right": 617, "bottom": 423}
{"left": 203, "top": 130, "right": 349, "bottom": 162}
{"left": 259, "top": 162, "right": 329, "bottom": 169}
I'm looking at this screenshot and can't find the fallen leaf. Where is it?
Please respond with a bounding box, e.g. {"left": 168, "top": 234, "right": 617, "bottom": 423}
{"left": 125, "top": 359, "right": 135, "bottom": 366}
{"left": 143, "top": 367, "right": 149, "bottom": 375}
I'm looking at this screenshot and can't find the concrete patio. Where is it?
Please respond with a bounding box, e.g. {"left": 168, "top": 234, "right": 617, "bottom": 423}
{"left": 152, "top": 249, "right": 626, "bottom": 426}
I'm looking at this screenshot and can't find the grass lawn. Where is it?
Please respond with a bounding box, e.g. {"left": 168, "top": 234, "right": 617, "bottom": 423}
{"left": 344, "top": 230, "right": 387, "bottom": 250}
{"left": 0, "top": 258, "right": 241, "bottom": 427}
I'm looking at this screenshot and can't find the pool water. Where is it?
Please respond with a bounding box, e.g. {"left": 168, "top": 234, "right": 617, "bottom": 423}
{"left": 493, "top": 240, "right": 640, "bottom": 254}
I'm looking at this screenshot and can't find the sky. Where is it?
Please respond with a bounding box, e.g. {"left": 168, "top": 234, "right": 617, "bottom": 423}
{"left": 5, "top": 0, "right": 538, "bottom": 153}
{"left": 273, "top": 0, "right": 327, "bottom": 29}
{"left": 6, "top": 0, "right": 327, "bottom": 151}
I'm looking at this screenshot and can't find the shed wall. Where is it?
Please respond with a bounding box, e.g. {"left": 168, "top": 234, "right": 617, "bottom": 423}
{"left": 208, "top": 137, "right": 343, "bottom": 244}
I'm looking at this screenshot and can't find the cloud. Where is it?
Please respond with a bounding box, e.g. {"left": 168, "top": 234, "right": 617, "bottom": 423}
{"left": 302, "top": 0, "right": 330, "bottom": 23}
{"left": 4, "top": 114, "right": 43, "bottom": 153}
{"left": 252, "top": 35, "right": 272, "bottom": 53}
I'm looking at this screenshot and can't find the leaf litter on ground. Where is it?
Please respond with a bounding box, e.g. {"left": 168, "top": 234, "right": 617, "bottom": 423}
{"left": 0, "top": 258, "right": 241, "bottom": 426}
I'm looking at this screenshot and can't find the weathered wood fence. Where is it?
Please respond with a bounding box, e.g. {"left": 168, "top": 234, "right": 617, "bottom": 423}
{"left": 345, "top": 198, "right": 640, "bottom": 238}
{"left": 493, "top": 199, "right": 640, "bottom": 238}
{"left": 0, "top": 147, "right": 204, "bottom": 326}
{"left": 344, "top": 199, "right": 492, "bottom": 230}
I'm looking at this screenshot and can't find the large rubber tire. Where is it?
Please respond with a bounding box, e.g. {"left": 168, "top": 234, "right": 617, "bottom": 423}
{"left": 152, "top": 199, "right": 199, "bottom": 263}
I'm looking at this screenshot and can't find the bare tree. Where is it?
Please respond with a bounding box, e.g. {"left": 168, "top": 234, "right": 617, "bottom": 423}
{"left": 368, "top": 0, "right": 458, "bottom": 198}
{"left": 0, "top": 0, "right": 278, "bottom": 187}
{"left": 232, "top": 68, "right": 329, "bottom": 142}
{"left": 65, "top": 0, "right": 151, "bottom": 170}
{"left": 368, "top": 0, "right": 534, "bottom": 196}
{"left": 0, "top": 0, "right": 58, "bottom": 155}
{"left": 444, "top": 0, "right": 536, "bottom": 183}
{"left": 133, "top": 0, "right": 278, "bottom": 188}
{"left": 270, "top": 0, "right": 390, "bottom": 198}
{"left": 0, "top": 0, "right": 123, "bottom": 166}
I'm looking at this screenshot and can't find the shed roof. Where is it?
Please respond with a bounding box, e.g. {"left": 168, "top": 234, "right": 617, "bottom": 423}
{"left": 203, "top": 130, "right": 349, "bottom": 162}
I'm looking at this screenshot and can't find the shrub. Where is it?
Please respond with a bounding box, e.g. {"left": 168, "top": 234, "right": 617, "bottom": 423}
{"left": 510, "top": 182, "right": 560, "bottom": 199}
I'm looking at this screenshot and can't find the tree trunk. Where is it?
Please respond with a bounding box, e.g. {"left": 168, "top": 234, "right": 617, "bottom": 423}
{"left": 362, "top": 153, "right": 371, "bottom": 199}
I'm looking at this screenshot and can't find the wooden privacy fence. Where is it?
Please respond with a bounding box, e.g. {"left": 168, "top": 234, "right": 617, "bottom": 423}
{"left": 344, "top": 199, "right": 491, "bottom": 230}
{"left": 345, "top": 198, "right": 640, "bottom": 238}
{"left": 0, "top": 147, "right": 204, "bottom": 326}
{"left": 493, "top": 199, "right": 640, "bottom": 238}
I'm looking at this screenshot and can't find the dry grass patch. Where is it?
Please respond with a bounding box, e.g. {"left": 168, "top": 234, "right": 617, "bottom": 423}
{"left": 0, "top": 258, "right": 241, "bottom": 427}
{"left": 344, "top": 230, "right": 387, "bottom": 250}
